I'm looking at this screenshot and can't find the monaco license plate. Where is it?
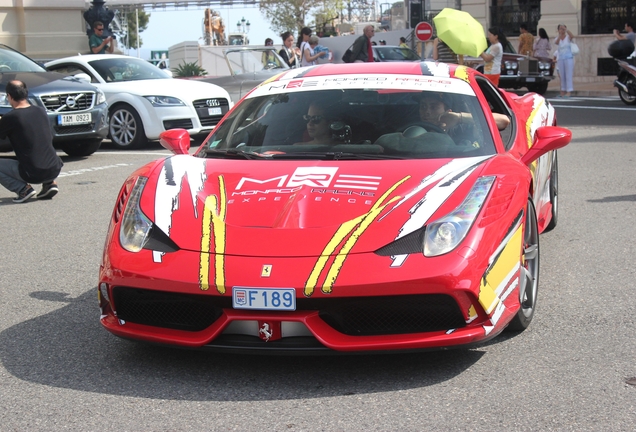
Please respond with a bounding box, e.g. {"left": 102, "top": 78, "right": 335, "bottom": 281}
{"left": 58, "top": 113, "right": 91, "bottom": 125}
{"left": 232, "top": 287, "right": 296, "bottom": 311}
{"left": 208, "top": 107, "right": 222, "bottom": 116}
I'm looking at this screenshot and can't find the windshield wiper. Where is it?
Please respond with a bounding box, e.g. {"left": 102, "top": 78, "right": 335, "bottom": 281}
{"left": 265, "top": 152, "right": 406, "bottom": 160}
{"left": 204, "top": 149, "right": 272, "bottom": 159}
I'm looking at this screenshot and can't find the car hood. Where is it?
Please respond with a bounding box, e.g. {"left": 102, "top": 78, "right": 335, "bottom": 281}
{"left": 139, "top": 155, "right": 492, "bottom": 257}
{"left": 0, "top": 71, "right": 98, "bottom": 93}
{"left": 99, "top": 78, "right": 230, "bottom": 100}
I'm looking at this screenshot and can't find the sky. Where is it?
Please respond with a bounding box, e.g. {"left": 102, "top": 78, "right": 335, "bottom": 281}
{"left": 125, "top": 6, "right": 280, "bottom": 58}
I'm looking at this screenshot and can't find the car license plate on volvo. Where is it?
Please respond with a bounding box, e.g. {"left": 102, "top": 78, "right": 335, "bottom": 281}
{"left": 232, "top": 287, "right": 296, "bottom": 311}
{"left": 58, "top": 113, "right": 91, "bottom": 125}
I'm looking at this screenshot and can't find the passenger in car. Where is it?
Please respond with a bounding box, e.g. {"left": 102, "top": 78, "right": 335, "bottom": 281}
{"left": 295, "top": 101, "right": 342, "bottom": 145}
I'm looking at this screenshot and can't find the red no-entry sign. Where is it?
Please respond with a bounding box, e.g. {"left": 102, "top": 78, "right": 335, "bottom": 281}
{"left": 415, "top": 21, "right": 433, "bottom": 41}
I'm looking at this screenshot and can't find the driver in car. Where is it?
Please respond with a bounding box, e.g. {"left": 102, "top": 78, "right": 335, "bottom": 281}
{"left": 418, "top": 92, "right": 510, "bottom": 135}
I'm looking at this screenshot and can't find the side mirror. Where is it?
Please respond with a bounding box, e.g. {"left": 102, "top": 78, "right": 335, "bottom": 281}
{"left": 159, "top": 129, "right": 191, "bottom": 155}
{"left": 74, "top": 73, "right": 92, "bottom": 83}
{"left": 521, "top": 126, "right": 571, "bottom": 165}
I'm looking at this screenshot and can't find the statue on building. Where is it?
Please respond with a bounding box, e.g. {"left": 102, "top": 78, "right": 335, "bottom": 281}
{"left": 83, "top": 0, "right": 115, "bottom": 38}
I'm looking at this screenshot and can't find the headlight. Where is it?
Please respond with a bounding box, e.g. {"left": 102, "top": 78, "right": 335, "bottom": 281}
{"left": 96, "top": 89, "right": 106, "bottom": 105}
{"left": 119, "top": 177, "right": 152, "bottom": 252}
{"left": 0, "top": 92, "right": 9, "bottom": 107}
{"left": 423, "top": 176, "right": 495, "bottom": 257}
{"left": 510, "top": 62, "right": 518, "bottom": 70}
{"left": 144, "top": 96, "right": 185, "bottom": 106}
{"left": 504, "top": 61, "right": 512, "bottom": 69}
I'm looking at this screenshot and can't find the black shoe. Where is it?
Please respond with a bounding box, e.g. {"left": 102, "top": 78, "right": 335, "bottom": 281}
{"left": 36, "top": 182, "right": 59, "bottom": 200}
{"left": 13, "top": 185, "right": 36, "bottom": 203}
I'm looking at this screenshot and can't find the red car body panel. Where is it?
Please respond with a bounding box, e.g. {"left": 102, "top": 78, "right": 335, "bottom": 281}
{"left": 99, "top": 62, "right": 570, "bottom": 353}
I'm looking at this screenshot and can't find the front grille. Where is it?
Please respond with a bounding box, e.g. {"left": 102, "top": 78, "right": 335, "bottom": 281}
{"left": 112, "top": 287, "right": 229, "bottom": 331}
{"left": 163, "top": 119, "right": 193, "bottom": 130}
{"left": 192, "top": 98, "right": 230, "bottom": 109}
{"left": 193, "top": 97, "right": 229, "bottom": 127}
{"left": 111, "top": 288, "right": 465, "bottom": 336}
{"left": 40, "top": 92, "right": 95, "bottom": 112}
{"left": 54, "top": 124, "right": 95, "bottom": 134}
{"left": 317, "top": 294, "right": 466, "bottom": 336}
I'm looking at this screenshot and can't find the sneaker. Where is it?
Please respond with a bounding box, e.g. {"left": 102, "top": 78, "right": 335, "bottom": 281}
{"left": 13, "top": 185, "right": 36, "bottom": 203}
{"left": 37, "top": 182, "right": 59, "bottom": 200}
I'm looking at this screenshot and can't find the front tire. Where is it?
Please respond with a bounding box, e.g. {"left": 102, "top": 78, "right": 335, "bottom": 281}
{"left": 507, "top": 198, "right": 539, "bottom": 332}
{"left": 618, "top": 77, "right": 636, "bottom": 105}
{"left": 108, "top": 105, "right": 147, "bottom": 149}
{"left": 544, "top": 151, "right": 559, "bottom": 232}
{"left": 60, "top": 138, "right": 102, "bottom": 157}
{"left": 527, "top": 82, "right": 548, "bottom": 95}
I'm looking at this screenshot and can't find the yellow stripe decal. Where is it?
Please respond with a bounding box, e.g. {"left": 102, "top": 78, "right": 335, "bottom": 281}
{"left": 525, "top": 98, "right": 544, "bottom": 149}
{"left": 478, "top": 225, "right": 523, "bottom": 315}
{"left": 199, "top": 176, "right": 227, "bottom": 294}
{"left": 305, "top": 176, "right": 410, "bottom": 297}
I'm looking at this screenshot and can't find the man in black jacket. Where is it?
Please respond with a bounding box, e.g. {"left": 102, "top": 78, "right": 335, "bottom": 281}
{"left": 0, "top": 80, "right": 63, "bottom": 203}
{"left": 350, "top": 25, "right": 376, "bottom": 62}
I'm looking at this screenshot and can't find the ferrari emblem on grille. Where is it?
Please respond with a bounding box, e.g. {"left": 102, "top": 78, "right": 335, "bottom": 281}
{"left": 261, "top": 265, "right": 272, "bottom": 277}
{"left": 206, "top": 99, "right": 220, "bottom": 107}
{"left": 259, "top": 322, "right": 273, "bottom": 341}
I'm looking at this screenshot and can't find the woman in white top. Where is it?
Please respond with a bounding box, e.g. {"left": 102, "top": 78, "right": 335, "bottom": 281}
{"left": 479, "top": 27, "right": 507, "bottom": 87}
{"left": 553, "top": 24, "right": 575, "bottom": 98}
{"left": 300, "top": 35, "right": 326, "bottom": 67}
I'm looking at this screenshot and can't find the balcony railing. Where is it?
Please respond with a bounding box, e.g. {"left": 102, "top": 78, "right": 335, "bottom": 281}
{"left": 490, "top": 4, "right": 541, "bottom": 37}
{"left": 581, "top": 0, "right": 635, "bottom": 34}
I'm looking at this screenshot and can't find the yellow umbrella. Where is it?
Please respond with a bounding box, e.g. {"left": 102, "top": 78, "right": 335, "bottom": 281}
{"left": 433, "top": 8, "right": 488, "bottom": 58}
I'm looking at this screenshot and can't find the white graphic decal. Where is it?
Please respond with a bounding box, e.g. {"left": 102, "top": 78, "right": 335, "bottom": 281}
{"left": 334, "top": 174, "right": 382, "bottom": 190}
{"left": 385, "top": 156, "right": 492, "bottom": 267}
{"left": 287, "top": 167, "right": 339, "bottom": 188}
{"left": 153, "top": 155, "right": 207, "bottom": 263}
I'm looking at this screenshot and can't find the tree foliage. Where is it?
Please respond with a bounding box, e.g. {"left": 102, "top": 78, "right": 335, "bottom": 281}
{"left": 121, "top": 9, "right": 150, "bottom": 49}
{"left": 259, "top": 0, "right": 328, "bottom": 36}
{"left": 172, "top": 61, "right": 207, "bottom": 77}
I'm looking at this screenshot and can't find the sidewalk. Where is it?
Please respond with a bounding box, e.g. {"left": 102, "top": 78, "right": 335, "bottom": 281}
{"left": 544, "top": 76, "right": 617, "bottom": 97}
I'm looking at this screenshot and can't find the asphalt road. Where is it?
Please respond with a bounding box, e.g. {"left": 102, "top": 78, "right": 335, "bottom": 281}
{"left": 0, "top": 96, "right": 635, "bottom": 430}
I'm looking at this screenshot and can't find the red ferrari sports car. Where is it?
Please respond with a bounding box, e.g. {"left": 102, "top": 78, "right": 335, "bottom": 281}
{"left": 99, "top": 62, "right": 571, "bottom": 354}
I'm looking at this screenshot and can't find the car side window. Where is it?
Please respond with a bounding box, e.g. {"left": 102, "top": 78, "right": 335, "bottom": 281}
{"left": 476, "top": 77, "right": 515, "bottom": 149}
{"left": 49, "top": 64, "right": 98, "bottom": 84}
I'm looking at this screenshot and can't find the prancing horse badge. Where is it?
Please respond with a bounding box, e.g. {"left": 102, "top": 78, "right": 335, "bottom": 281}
{"left": 261, "top": 265, "right": 272, "bottom": 277}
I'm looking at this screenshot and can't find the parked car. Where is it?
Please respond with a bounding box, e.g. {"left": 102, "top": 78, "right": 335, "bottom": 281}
{"left": 98, "top": 61, "right": 571, "bottom": 354}
{"left": 0, "top": 44, "right": 108, "bottom": 157}
{"left": 373, "top": 45, "right": 421, "bottom": 62}
{"left": 45, "top": 55, "right": 232, "bottom": 149}
{"left": 467, "top": 41, "right": 555, "bottom": 94}
{"left": 195, "top": 47, "right": 289, "bottom": 103}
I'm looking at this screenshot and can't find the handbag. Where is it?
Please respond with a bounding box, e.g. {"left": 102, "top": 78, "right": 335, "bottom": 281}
{"left": 570, "top": 41, "right": 580, "bottom": 56}
{"left": 341, "top": 46, "right": 354, "bottom": 63}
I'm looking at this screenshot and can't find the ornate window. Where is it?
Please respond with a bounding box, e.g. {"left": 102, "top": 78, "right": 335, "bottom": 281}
{"left": 490, "top": 0, "right": 541, "bottom": 37}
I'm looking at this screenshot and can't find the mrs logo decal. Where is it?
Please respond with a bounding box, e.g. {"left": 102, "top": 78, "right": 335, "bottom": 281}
{"left": 235, "top": 167, "right": 381, "bottom": 192}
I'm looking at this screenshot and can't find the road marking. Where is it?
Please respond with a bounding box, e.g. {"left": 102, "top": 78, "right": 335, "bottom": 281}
{"left": 58, "top": 163, "right": 134, "bottom": 178}
{"left": 551, "top": 105, "right": 636, "bottom": 111}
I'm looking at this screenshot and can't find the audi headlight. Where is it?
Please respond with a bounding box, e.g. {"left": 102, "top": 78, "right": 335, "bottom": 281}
{"left": 144, "top": 96, "right": 185, "bottom": 106}
{"left": 120, "top": 177, "right": 152, "bottom": 252}
{"left": 423, "top": 176, "right": 495, "bottom": 257}
{"left": 96, "top": 89, "right": 106, "bottom": 105}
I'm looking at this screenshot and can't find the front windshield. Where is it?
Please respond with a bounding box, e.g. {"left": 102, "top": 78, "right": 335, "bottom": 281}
{"left": 0, "top": 45, "right": 45, "bottom": 72}
{"left": 225, "top": 49, "right": 288, "bottom": 74}
{"left": 200, "top": 86, "right": 496, "bottom": 160}
{"left": 88, "top": 57, "right": 171, "bottom": 82}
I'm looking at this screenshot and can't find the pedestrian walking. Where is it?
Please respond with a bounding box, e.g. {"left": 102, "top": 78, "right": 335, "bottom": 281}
{"left": 479, "top": 27, "right": 507, "bottom": 86}
{"left": 533, "top": 28, "right": 552, "bottom": 59}
{"left": 432, "top": 37, "right": 458, "bottom": 63}
{"left": 297, "top": 27, "right": 311, "bottom": 50}
{"left": 554, "top": 24, "right": 576, "bottom": 97}
{"left": 279, "top": 31, "right": 300, "bottom": 68}
{"left": 518, "top": 23, "right": 534, "bottom": 56}
{"left": 349, "top": 25, "right": 376, "bottom": 62}
{"left": 0, "top": 80, "right": 63, "bottom": 203}
{"left": 399, "top": 37, "right": 408, "bottom": 49}
{"left": 300, "top": 35, "right": 325, "bottom": 67}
